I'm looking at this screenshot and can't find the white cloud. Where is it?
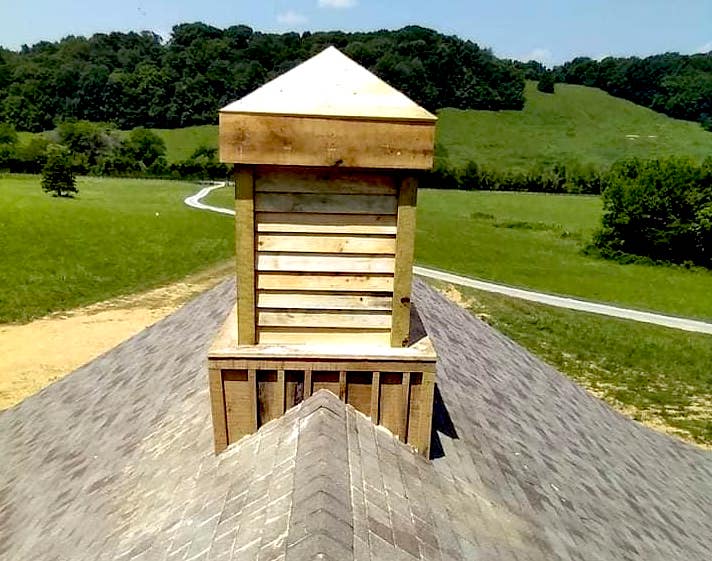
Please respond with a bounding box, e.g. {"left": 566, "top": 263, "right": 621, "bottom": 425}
{"left": 518, "top": 48, "right": 553, "bottom": 65}
{"left": 694, "top": 41, "right": 712, "bottom": 53}
{"left": 276, "top": 10, "right": 308, "bottom": 25}
{"left": 318, "top": 0, "right": 358, "bottom": 8}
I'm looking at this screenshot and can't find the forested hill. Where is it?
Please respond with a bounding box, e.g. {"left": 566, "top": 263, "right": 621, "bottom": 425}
{"left": 0, "top": 24, "right": 524, "bottom": 131}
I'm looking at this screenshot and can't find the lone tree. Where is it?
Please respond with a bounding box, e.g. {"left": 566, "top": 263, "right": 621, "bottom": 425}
{"left": 537, "top": 71, "right": 555, "bottom": 94}
{"left": 41, "top": 144, "right": 77, "bottom": 197}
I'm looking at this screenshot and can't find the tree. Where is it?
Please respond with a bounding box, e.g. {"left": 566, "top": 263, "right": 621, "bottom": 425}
{"left": 121, "top": 127, "right": 166, "bottom": 168}
{"left": 41, "top": 144, "right": 77, "bottom": 197}
{"left": 537, "top": 72, "right": 555, "bottom": 93}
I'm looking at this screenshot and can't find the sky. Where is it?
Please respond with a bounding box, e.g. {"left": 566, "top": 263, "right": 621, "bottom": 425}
{"left": 0, "top": 0, "right": 710, "bottom": 65}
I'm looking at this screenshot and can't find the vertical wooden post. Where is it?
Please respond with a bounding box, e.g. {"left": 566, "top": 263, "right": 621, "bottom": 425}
{"left": 235, "top": 166, "right": 256, "bottom": 345}
{"left": 370, "top": 372, "right": 380, "bottom": 423}
{"left": 277, "top": 369, "right": 286, "bottom": 415}
{"left": 248, "top": 369, "right": 258, "bottom": 432}
{"left": 417, "top": 371, "right": 436, "bottom": 457}
{"left": 391, "top": 176, "right": 417, "bottom": 347}
{"left": 400, "top": 372, "right": 411, "bottom": 441}
{"left": 208, "top": 366, "right": 228, "bottom": 453}
{"left": 304, "top": 369, "right": 313, "bottom": 398}
{"left": 339, "top": 371, "right": 347, "bottom": 401}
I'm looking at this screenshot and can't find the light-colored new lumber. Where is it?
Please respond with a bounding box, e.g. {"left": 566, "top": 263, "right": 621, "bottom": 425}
{"left": 257, "top": 254, "right": 395, "bottom": 274}
{"left": 256, "top": 168, "right": 397, "bottom": 195}
{"left": 236, "top": 167, "right": 256, "bottom": 345}
{"left": 257, "top": 234, "right": 396, "bottom": 255}
{"left": 390, "top": 177, "right": 418, "bottom": 347}
{"left": 219, "top": 112, "right": 434, "bottom": 169}
{"left": 256, "top": 212, "right": 397, "bottom": 235}
{"left": 257, "top": 292, "right": 392, "bottom": 311}
{"left": 255, "top": 192, "right": 397, "bottom": 215}
{"left": 258, "top": 310, "right": 391, "bottom": 329}
{"left": 257, "top": 273, "right": 394, "bottom": 292}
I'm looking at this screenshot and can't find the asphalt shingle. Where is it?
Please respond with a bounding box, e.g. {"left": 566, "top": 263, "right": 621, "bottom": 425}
{"left": 0, "top": 279, "right": 710, "bottom": 560}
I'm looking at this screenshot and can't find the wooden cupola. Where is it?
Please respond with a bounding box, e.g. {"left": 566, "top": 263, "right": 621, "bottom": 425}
{"left": 219, "top": 46, "right": 436, "bottom": 348}
{"left": 208, "top": 47, "right": 438, "bottom": 456}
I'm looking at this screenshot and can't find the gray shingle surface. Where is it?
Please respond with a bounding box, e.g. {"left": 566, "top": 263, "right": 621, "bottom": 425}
{"left": 0, "top": 279, "right": 710, "bottom": 560}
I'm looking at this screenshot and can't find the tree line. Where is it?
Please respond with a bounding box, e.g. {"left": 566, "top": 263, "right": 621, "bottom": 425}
{"left": 0, "top": 120, "right": 227, "bottom": 180}
{"left": 0, "top": 24, "right": 524, "bottom": 132}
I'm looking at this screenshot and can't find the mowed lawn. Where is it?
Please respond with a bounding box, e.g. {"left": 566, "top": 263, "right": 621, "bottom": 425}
{"left": 416, "top": 190, "right": 712, "bottom": 321}
{"left": 437, "top": 81, "right": 712, "bottom": 171}
{"left": 0, "top": 175, "right": 233, "bottom": 323}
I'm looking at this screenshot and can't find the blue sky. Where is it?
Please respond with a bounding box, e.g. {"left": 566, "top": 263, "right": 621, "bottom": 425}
{"left": 1, "top": 0, "right": 710, "bottom": 65}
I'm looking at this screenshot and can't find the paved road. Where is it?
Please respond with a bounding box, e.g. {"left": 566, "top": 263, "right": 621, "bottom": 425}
{"left": 185, "top": 184, "right": 712, "bottom": 335}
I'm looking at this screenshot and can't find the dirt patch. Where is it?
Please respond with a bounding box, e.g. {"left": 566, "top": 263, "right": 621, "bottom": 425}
{"left": 0, "top": 261, "right": 233, "bottom": 411}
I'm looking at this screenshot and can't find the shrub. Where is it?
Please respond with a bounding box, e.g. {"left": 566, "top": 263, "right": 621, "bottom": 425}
{"left": 593, "top": 157, "right": 712, "bottom": 268}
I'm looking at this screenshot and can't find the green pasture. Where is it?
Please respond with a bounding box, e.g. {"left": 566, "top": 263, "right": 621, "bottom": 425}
{"left": 437, "top": 81, "right": 712, "bottom": 171}
{"left": 0, "top": 175, "right": 232, "bottom": 323}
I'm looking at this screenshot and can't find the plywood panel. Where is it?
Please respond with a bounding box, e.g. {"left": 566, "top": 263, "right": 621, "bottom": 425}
{"left": 255, "top": 193, "right": 397, "bottom": 215}
{"left": 219, "top": 113, "right": 435, "bottom": 169}
{"left": 257, "top": 371, "right": 282, "bottom": 425}
{"left": 223, "top": 370, "right": 254, "bottom": 443}
{"left": 257, "top": 254, "right": 395, "bottom": 273}
{"left": 257, "top": 273, "right": 394, "bottom": 292}
{"left": 379, "top": 373, "right": 404, "bottom": 438}
{"left": 257, "top": 234, "right": 396, "bottom": 255}
{"left": 258, "top": 311, "right": 391, "bottom": 329}
{"left": 312, "top": 371, "right": 340, "bottom": 396}
{"left": 257, "top": 328, "right": 391, "bottom": 346}
{"left": 346, "top": 372, "right": 372, "bottom": 416}
{"left": 255, "top": 169, "right": 397, "bottom": 195}
{"left": 256, "top": 212, "right": 397, "bottom": 235}
{"left": 406, "top": 373, "right": 423, "bottom": 448}
{"left": 257, "top": 292, "right": 392, "bottom": 311}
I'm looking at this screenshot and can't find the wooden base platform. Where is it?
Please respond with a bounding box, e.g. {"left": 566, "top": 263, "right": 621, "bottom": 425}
{"left": 208, "top": 305, "right": 437, "bottom": 456}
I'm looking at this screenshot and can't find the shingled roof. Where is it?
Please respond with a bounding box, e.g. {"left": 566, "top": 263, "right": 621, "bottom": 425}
{"left": 1, "top": 280, "right": 711, "bottom": 560}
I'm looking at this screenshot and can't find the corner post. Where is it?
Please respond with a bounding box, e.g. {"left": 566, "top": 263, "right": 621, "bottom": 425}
{"left": 235, "top": 166, "right": 256, "bottom": 345}
{"left": 391, "top": 176, "right": 418, "bottom": 347}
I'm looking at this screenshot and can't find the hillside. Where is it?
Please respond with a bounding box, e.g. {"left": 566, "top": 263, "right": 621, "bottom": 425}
{"left": 437, "top": 81, "right": 712, "bottom": 171}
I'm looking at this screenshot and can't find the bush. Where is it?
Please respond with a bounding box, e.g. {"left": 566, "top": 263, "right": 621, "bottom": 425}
{"left": 41, "top": 144, "right": 77, "bottom": 197}
{"left": 537, "top": 72, "right": 555, "bottom": 94}
{"left": 593, "top": 157, "right": 712, "bottom": 268}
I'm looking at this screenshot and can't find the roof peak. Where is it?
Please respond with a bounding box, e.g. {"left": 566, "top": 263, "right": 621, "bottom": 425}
{"left": 220, "top": 46, "right": 436, "bottom": 122}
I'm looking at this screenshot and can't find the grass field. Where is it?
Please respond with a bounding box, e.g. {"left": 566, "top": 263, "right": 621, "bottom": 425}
{"left": 443, "top": 284, "right": 712, "bottom": 445}
{"left": 437, "top": 81, "right": 712, "bottom": 171}
{"left": 0, "top": 174, "right": 232, "bottom": 323}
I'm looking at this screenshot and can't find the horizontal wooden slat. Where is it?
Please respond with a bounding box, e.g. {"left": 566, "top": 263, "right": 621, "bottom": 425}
{"left": 255, "top": 170, "right": 397, "bottom": 195}
{"left": 257, "top": 292, "right": 393, "bottom": 311}
{"left": 259, "top": 311, "right": 391, "bottom": 329}
{"left": 258, "top": 328, "right": 391, "bottom": 346}
{"left": 257, "top": 254, "right": 395, "bottom": 273}
{"left": 257, "top": 273, "right": 394, "bottom": 292}
{"left": 219, "top": 113, "right": 435, "bottom": 170}
{"left": 255, "top": 193, "right": 397, "bottom": 215}
{"left": 256, "top": 212, "right": 397, "bottom": 235}
{"left": 257, "top": 234, "right": 396, "bottom": 255}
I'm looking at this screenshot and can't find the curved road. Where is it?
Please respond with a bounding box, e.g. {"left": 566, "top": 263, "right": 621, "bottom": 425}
{"left": 185, "top": 183, "right": 712, "bottom": 335}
